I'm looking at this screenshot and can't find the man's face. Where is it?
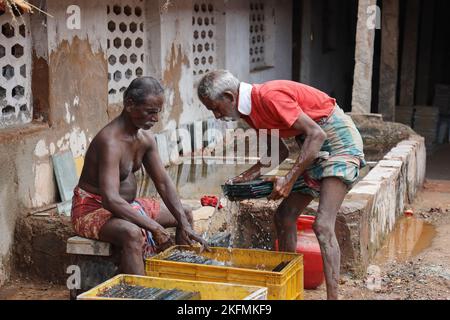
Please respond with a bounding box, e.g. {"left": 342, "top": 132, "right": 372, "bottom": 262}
{"left": 200, "top": 93, "right": 240, "bottom": 121}
{"left": 128, "top": 94, "right": 164, "bottom": 130}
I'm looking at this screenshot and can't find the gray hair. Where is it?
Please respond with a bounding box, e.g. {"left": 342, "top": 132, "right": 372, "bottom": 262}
{"left": 197, "top": 70, "right": 240, "bottom": 101}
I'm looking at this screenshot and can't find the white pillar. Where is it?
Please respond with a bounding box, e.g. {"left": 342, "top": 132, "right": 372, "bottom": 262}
{"left": 378, "top": 0, "right": 399, "bottom": 121}
{"left": 351, "top": 0, "right": 377, "bottom": 114}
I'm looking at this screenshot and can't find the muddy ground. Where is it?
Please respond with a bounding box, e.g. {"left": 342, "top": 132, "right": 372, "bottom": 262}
{"left": 305, "top": 179, "right": 450, "bottom": 300}
{"left": 1, "top": 176, "right": 449, "bottom": 300}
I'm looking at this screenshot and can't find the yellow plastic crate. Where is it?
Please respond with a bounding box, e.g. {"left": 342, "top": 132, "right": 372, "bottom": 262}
{"left": 77, "top": 274, "right": 268, "bottom": 300}
{"left": 145, "top": 246, "right": 303, "bottom": 300}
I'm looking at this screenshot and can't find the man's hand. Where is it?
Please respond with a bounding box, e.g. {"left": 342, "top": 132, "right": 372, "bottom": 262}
{"left": 152, "top": 227, "right": 174, "bottom": 252}
{"left": 226, "top": 174, "right": 250, "bottom": 185}
{"left": 226, "top": 171, "right": 261, "bottom": 185}
{"left": 176, "top": 224, "right": 211, "bottom": 252}
{"left": 264, "top": 176, "right": 295, "bottom": 201}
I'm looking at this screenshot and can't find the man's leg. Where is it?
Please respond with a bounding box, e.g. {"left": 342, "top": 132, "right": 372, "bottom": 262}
{"left": 98, "top": 218, "right": 146, "bottom": 275}
{"left": 315, "top": 177, "right": 348, "bottom": 300}
{"left": 274, "top": 192, "right": 314, "bottom": 252}
{"left": 155, "top": 203, "right": 194, "bottom": 245}
{"left": 155, "top": 203, "right": 194, "bottom": 228}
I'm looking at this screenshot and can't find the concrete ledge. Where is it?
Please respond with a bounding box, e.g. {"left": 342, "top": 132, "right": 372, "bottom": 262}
{"left": 233, "top": 135, "right": 427, "bottom": 277}
{"left": 342, "top": 135, "right": 426, "bottom": 275}
{"left": 66, "top": 237, "right": 111, "bottom": 257}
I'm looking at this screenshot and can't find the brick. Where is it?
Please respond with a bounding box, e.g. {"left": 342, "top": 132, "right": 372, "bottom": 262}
{"left": 378, "top": 160, "right": 403, "bottom": 168}
{"left": 364, "top": 166, "right": 400, "bottom": 182}
{"left": 349, "top": 181, "right": 380, "bottom": 196}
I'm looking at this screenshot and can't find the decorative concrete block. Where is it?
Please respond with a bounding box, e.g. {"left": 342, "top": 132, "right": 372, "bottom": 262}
{"left": 66, "top": 236, "right": 111, "bottom": 257}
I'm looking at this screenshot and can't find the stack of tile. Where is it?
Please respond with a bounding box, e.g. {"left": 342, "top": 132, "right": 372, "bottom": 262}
{"left": 222, "top": 177, "right": 308, "bottom": 201}
{"left": 395, "top": 105, "right": 439, "bottom": 150}
{"left": 395, "top": 106, "right": 415, "bottom": 127}
{"left": 165, "top": 250, "right": 227, "bottom": 266}
{"left": 414, "top": 106, "right": 440, "bottom": 149}
{"left": 98, "top": 283, "right": 199, "bottom": 300}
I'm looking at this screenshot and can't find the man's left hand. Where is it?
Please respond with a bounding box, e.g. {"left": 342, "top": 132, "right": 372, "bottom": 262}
{"left": 264, "top": 176, "right": 295, "bottom": 201}
{"left": 176, "top": 224, "right": 211, "bottom": 252}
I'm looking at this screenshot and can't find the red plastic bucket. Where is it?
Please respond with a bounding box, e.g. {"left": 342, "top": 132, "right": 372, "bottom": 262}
{"left": 275, "top": 215, "right": 325, "bottom": 289}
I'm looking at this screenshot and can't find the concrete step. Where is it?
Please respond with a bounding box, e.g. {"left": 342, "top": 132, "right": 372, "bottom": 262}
{"left": 66, "top": 236, "right": 112, "bottom": 257}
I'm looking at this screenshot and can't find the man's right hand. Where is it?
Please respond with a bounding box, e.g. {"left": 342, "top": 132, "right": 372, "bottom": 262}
{"left": 226, "top": 171, "right": 260, "bottom": 185}
{"left": 152, "top": 227, "right": 174, "bottom": 252}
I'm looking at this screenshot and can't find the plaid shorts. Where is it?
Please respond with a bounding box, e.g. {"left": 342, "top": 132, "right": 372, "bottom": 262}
{"left": 295, "top": 106, "right": 366, "bottom": 198}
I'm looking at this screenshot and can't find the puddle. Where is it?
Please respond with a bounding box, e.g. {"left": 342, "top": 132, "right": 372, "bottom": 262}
{"left": 139, "top": 161, "right": 253, "bottom": 199}
{"left": 374, "top": 216, "right": 437, "bottom": 264}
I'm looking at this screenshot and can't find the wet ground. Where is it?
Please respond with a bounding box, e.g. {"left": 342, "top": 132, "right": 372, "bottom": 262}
{"left": 0, "top": 179, "right": 449, "bottom": 300}
{"left": 304, "top": 179, "right": 450, "bottom": 300}
{"left": 426, "top": 144, "right": 450, "bottom": 180}
{"left": 0, "top": 277, "right": 68, "bottom": 300}
{"left": 1, "top": 147, "right": 449, "bottom": 300}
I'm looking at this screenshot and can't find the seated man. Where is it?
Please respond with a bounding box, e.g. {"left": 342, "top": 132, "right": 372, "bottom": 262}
{"left": 71, "top": 77, "right": 208, "bottom": 275}
{"left": 197, "top": 70, "right": 365, "bottom": 300}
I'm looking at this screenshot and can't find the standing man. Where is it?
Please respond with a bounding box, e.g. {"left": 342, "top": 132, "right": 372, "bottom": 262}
{"left": 197, "top": 70, "right": 365, "bottom": 300}
{"left": 72, "top": 77, "right": 208, "bottom": 276}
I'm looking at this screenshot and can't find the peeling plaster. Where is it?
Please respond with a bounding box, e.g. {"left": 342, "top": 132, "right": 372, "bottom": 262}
{"left": 69, "top": 128, "right": 88, "bottom": 158}
{"left": 49, "top": 143, "right": 56, "bottom": 155}
{"left": 163, "top": 44, "right": 190, "bottom": 129}
{"left": 34, "top": 140, "right": 49, "bottom": 158}
{"left": 33, "top": 162, "right": 54, "bottom": 208}
{"left": 64, "top": 102, "right": 71, "bottom": 124}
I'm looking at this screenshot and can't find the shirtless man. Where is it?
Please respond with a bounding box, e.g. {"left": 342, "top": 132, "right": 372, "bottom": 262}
{"left": 71, "top": 77, "right": 208, "bottom": 275}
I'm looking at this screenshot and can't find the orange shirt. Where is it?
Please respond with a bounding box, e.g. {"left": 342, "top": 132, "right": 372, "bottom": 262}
{"left": 241, "top": 80, "right": 336, "bottom": 138}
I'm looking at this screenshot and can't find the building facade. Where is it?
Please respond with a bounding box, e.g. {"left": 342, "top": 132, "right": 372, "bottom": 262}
{"left": 0, "top": 0, "right": 293, "bottom": 285}
{"left": 1, "top": 0, "right": 449, "bottom": 285}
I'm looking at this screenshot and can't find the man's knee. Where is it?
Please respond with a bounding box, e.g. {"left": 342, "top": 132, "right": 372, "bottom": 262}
{"left": 312, "top": 214, "right": 335, "bottom": 241}
{"left": 122, "top": 225, "right": 145, "bottom": 249}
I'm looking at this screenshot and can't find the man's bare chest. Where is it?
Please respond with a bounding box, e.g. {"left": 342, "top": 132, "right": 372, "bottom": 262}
{"left": 118, "top": 143, "right": 147, "bottom": 180}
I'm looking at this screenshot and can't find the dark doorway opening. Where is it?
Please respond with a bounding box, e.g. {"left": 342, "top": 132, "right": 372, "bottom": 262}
{"left": 292, "top": 0, "right": 358, "bottom": 111}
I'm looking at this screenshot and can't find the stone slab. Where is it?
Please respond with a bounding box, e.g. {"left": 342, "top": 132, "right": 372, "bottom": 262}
{"left": 66, "top": 236, "right": 111, "bottom": 257}
{"left": 52, "top": 151, "right": 78, "bottom": 202}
